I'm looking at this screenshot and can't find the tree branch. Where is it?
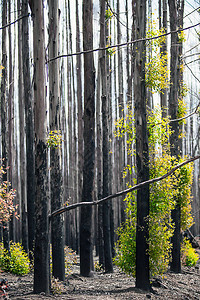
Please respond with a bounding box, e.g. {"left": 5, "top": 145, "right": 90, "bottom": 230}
{"left": 47, "top": 23, "right": 200, "bottom": 63}
{"left": 185, "top": 61, "right": 200, "bottom": 84}
{"left": 170, "top": 102, "right": 200, "bottom": 123}
{"left": 0, "top": 14, "right": 30, "bottom": 30}
{"left": 49, "top": 155, "right": 200, "bottom": 220}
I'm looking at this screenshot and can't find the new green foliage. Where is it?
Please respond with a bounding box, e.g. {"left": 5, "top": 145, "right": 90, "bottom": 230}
{"left": 181, "top": 238, "right": 199, "bottom": 267}
{"left": 0, "top": 242, "right": 30, "bottom": 275}
{"left": 114, "top": 106, "right": 195, "bottom": 278}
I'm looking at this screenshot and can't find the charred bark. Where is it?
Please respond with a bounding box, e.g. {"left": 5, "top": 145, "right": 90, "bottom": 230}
{"left": 48, "top": 0, "right": 65, "bottom": 282}
{"left": 80, "top": 0, "right": 95, "bottom": 277}
{"left": 133, "top": 0, "right": 150, "bottom": 291}
{"left": 22, "top": 0, "right": 35, "bottom": 256}
{"left": 33, "top": 1, "right": 50, "bottom": 294}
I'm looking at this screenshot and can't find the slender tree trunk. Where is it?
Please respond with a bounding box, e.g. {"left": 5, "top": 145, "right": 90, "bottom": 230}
{"left": 76, "top": 0, "right": 83, "bottom": 254}
{"left": 96, "top": 60, "right": 104, "bottom": 265}
{"left": 100, "top": 0, "right": 113, "bottom": 273}
{"left": 23, "top": 0, "right": 35, "bottom": 257}
{"left": 133, "top": 0, "right": 150, "bottom": 291}
{"left": 1, "top": 0, "right": 10, "bottom": 253}
{"left": 8, "top": 0, "right": 13, "bottom": 185}
{"left": 32, "top": 1, "right": 50, "bottom": 294}
{"left": 48, "top": 0, "right": 65, "bottom": 281}
{"left": 126, "top": 0, "right": 133, "bottom": 185}
{"left": 168, "top": 0, "right": 184, "bottom": 274}
{"left": 63, "top": 0, "right": 70, "bottom": 248}
{"left": 10, "top": 4, "right": 19, "bottom": 243}
{"left": 80, "top": 0, "right": 95, "bottom": 277}
{"left": 117, "top": 0, "right": 126, "bottom": 225}
{"left": 18, "top": 0, "right": 29, "bottom": 253}
{"left": 8, "top": 0, "right": 14, "bottom": 242}
{"left": 67, "top": 0, "right": 77, "bottom": 251}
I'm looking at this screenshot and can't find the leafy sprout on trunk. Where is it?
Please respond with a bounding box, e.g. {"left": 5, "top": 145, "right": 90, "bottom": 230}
{"left": 46, "top": 130, "right": 63, "bottom": 149}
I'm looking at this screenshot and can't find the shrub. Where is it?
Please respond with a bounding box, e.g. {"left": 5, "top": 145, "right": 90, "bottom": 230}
{"left": 51, "top": 277, "right": 65, "bottom": 295}
{"left": 181, "top": 238, "right": 199, "bottom": 267}
{"left": 64, "top": 245, "right": 77, "bottom": 275}
{"left": 0, "top": 242, "right": 30, "bottom": 275}
{"left": 94, "top": 261, "right": 104, "bottom": 272}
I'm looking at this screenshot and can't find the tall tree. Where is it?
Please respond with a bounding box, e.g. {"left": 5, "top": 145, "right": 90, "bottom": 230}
{"left": 8, "top": 0, "right": 13, "bottom": 190}
{"left": 96, "top": 59, "right": 104, "bottom": 265}
{"left": 48, "top": 0, "right": 65, "bottom": 281}
{"left": 100, "top": 0, "right": 113, "bottom": 273}
{"left": 31, "top": 1, "right": 50, "bottom": 294}
{"left": 76, "top": 0, "right": 83, "bottom": 254}
{"left": 18, "top": 0, "right": 29, "bottom": 252}
{"left": 80, "top": 0, "right": 95, "bottom": 277}
{"left": 1, "top": 0, "right": 10, "bottom": 253}
{"left": 23, "top": 0, "right": 35, "bottom": 256}
{"left": 8, "top": 0, "right": 14, "bottom": 242}
{"left": 117, "top": 0, "right": 126, "bottom": 225}
{"left": 133, "top": 0, "right": 150, "bottom": 291}
{"left": 168, "top": 0, "right": 184, "bottom": 274}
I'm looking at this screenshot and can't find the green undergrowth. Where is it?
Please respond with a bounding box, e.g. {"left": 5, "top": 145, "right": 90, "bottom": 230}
{"left": 0, "top": 242, "right": 30, "bottom": 275}
{"left": 181, "top": 238, "right": 199, "bottom": 267}
{"left": 114, "top": 105, "right": 195, "bottom": 278}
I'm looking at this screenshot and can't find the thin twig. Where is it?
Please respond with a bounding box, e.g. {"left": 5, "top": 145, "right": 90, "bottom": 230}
{"left": 150, "top": 101, "right": 200, "bottom": 128}
{"left": 185, "top": 61, "right": 200, "bottom": 84}
{"left": 184, "top": 6, "right": 200, "bottom": 19}
{"left": 105, "top": 0, "right": 132, "bottom": 31}
{"left": 170, "top": 103, "right": 200, "bottom": 123}
{"left": 49, "top": 155, "right": 200, "bottom": 220}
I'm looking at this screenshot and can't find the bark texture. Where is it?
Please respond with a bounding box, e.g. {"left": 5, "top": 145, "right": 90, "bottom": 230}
{"left": 23, "top": 0, "right": 35, "bottom": 256}
{"left": 100, "top": 0, "right": 113, "bottom": 273}
{"left": 32, "top": 1, "right": 50, "bottom": 294}
{"left": 1, "top": 0, "right": 10, "bottom": 253}
{"left": 168, "top": 0, "right": 184, "bottom": 274}
{"left": 80, "top": 0, "right": 95, "bottom": 277}
{"left": 18, "top": 0, "right": 29, "bottom": 253}
{"left": 133, "top": 0, "right": 150, "bottom": 291}
{"left": 48, "top": 0, "right": 65, "bottom": 282}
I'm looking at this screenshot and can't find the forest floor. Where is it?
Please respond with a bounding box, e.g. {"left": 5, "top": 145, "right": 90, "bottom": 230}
{"left": 1, "top": 249, "right": 200, "bottom": 299}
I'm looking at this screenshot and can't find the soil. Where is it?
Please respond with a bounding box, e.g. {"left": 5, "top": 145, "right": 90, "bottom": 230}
{"left": 1, "top": 250, "right": 200, "bottom": 300}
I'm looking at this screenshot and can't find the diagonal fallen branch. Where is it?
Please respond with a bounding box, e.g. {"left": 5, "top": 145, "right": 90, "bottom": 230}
{"left": 49, "top": 155, "right": 200, "bottom": 220}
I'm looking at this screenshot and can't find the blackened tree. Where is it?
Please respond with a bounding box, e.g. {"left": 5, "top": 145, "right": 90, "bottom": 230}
{"left": 80, "top": 0, "right": 95, "bottom": 277}
{"left": 133, "top": 0, "right": 151, "bottom": 291}
{"left": 31, "top": 0, "right": 50, "bottom": 294}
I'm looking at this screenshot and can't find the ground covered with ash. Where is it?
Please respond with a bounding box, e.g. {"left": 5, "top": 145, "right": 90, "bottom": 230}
{"left": 1, "top": 250, "right": 200, "bottom": 299}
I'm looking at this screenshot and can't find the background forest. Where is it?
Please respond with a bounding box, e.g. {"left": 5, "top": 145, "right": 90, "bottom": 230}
{"left": 0, "top": 0, "right": 199, "bottom": 295}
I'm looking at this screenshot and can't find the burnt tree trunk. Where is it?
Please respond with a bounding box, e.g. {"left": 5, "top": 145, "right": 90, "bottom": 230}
{"left": 168, "top": 0, "right": 184, "bottom": 274}
{"left": 80, "top": 0, "right": 95, "bottom": 277}
{"left": 23, "top": 0, "right": 35, "bottom": 257}
{"left": 133, "top": 0, "right": 150, "bottom": 291}
{"left": 48, "top": 0, "right": 65, "bottom": 281}
{"left": 76, "top": 0, "right": 83, "bottom": 254}
{"left": 32, "top": 1, "right": 50, "bottom": 294}
{"left": 18, "top": 0, "right": 29, "bottom": 253}
{"left": 1, "top": 0, "right": 10, "bottom": 253}
{"left": 100, "top": 0, "right": 113, "bottom": 273}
